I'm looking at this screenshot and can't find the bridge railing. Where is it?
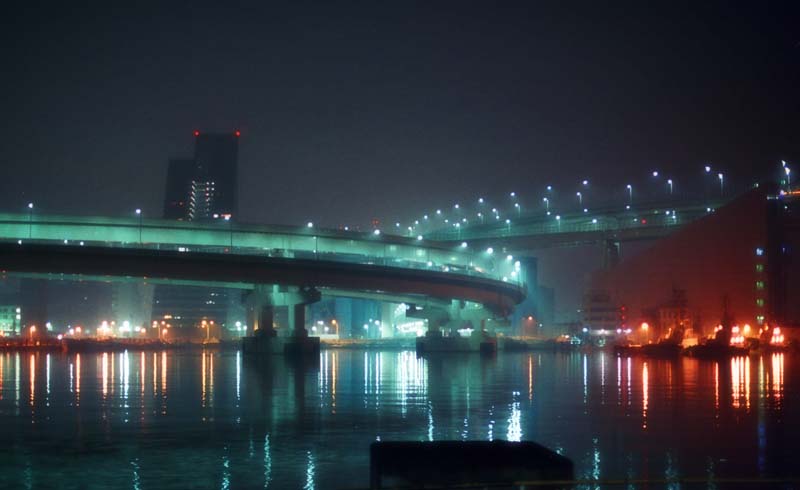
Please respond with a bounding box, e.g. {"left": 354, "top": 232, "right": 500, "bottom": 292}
{"left": 0, "top": 213, "right": 525, "bottom": 288}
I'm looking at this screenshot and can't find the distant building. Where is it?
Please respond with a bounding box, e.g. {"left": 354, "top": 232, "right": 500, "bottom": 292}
{"left": 163, "top": 131, "right": 239, "bottom": 222}
{"left": 581, "top": 290, "right": 619, "bottom": 332}
{"left": 191, "top": 133, "right": 238, "bottom": 220}
{"left": 0, "top": 305, "right": 21, "bottom": 336}
{"left": 589, "top": 185, "right": 800, "bottom": 339}
{"left": 163, "top": 158, "right": 195, "bottom": 220}
{"left": 155, "top": 131, "right": 243, "bottom": 334}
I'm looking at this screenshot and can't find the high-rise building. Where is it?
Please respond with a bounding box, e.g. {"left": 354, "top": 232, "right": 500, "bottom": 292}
{"left": 155, "top": 131, "right": 244, "bottom": 336}
{"left": 163, "top": 158, "right": 195, "bottom": 220}
{"left": 191, "top": 132, "right": 238, "bottom": 220}
{"left": 163, "top": 131, "right": 239, "bottom": 222}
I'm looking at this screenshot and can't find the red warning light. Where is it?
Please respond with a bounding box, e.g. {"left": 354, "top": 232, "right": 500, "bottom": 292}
{"left": 193, "top": 130, "right": 200, "bottom": 137}
{"left": 234, "top": 130, "right": 241, "bottom": 137}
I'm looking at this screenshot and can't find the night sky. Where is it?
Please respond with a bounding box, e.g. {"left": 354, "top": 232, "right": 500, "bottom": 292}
{"left": 1, "top": 1, "right": 798, "bottom": 229}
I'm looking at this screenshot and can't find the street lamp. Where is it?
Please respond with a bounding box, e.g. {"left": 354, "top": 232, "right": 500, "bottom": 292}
{"left": 667, "top": 179, "right": 673, "bottom": 195}
{"left": 225, "top": 215, "right": 233, "bottom": 248}
{"left": 626, "top": 184, "right": 632, "bottom": 205}
{"left": 652, "top": 171, "right": 659, "bottom": 177}
{"left": 514, "top": 202, "right": 521, "bottom": 217}
{"left": 27, "top": 202, "right": 34, "bottom": 239}
{"left": 704, "top": 165, "right": 711, "bottom": 173}
{"left": 576, "top": 191, "right": 582, "bottom": 206}
{"left": 135, "top": 208, "right": 142, "bottom": 244}
{"left": 542, "top": 197, "right": 549, "bottom": 212}
{"left": 718, "top": 173, "right": 724, "bottom": 196}
{"left": 786, "top": 167, "right": 791, "bottom": 190}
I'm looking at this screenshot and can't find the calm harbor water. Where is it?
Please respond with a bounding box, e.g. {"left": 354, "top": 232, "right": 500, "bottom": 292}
{"left": 0, "top": 349, "right": 796, "bottom": 489}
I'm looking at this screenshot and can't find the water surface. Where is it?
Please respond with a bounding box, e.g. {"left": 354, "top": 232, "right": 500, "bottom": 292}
{"left": 0, "top": 350, "right": 796, "bottom": 489}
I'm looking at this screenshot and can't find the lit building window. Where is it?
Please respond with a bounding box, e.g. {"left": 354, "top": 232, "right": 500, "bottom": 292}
{"left": 757, "top": 315, "right": 765, "bottom": 325}
{"left": 755, "top": 247, "right": 764, "bottom": 256}
{"left": 756, "top": 281, "right": 765, "bottom": 290}
{"left": 755, "top": 264, "right": 764, "bottom": 273}
{"left": 756, "top": 298, "right": 765, "bottom": 308}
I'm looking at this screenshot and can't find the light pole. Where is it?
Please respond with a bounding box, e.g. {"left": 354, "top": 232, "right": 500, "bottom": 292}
{"left": 718, "top": 173, "right": 724, "bottom": 196}
{"left": 225, "top": 215, "right": 233, "bottom": 248}
{"left": 667, "top": 179, "right": 673, "bottom": 195}
{"left": 576, "top": 191, "right": 582, "bottom": 207}
{"left": 786, "top": 167, "right": 791, "bottom": 191}
{"left": 27, "top": 202, "right": 34, "bottom": 239}
{"left": 514, "top": 202, "right": 521, "bottom": 217}
{"left": 542, "top": 197, "right": 549, "bottom": 213}
{"left": 135, "top": 208, "right": 142, "bottom": 244}
{"left": 626, "top": 185, "right": 632, "bottom": 205}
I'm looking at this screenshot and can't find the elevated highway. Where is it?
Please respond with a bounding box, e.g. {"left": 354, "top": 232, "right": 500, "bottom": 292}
{"left": 0, "top": 214, "right": 525, "bottom": 326}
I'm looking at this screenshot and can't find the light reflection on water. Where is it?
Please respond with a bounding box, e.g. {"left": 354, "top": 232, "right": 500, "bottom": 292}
{"left": 0, "top": 349, "right": 795, "bottom": 488}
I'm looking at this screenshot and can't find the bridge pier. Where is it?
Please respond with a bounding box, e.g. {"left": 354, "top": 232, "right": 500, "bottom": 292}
{"left": 243, "top": 285, "right": 320, "bottom": 356}
{"left": 413, "top": 301, "right": 499, "bottom": 354}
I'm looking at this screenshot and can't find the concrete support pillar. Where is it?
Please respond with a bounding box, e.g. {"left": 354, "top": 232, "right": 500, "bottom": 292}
{"left": 245, "top": 285, "right": 274, "bottom": 334}
{"left": 242, "top": 285, "right": 320, "bottom": 356}
{"left": 260, "top": 305, "right": 275, "bottom": 336}
{"left": 245, "top": 285, "right": 319, "bottom": 337}
{"left": 291, "top": 303, "right": 308, "bottom": 338}
{"left": 406, "top": 303, "right": 450, "bottom": 338}
{"left": 380, "top": 303, "right": 395, "bottom": 338}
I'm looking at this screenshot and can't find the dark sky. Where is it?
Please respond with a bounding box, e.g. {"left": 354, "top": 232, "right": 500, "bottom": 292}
{"left": 1, "top": 1, "right": 798, "bottom": 228}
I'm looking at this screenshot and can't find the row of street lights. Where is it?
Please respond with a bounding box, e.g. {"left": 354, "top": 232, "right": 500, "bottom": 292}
{"left": 397, "top": 164, "right": 742, "bottom": 236}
